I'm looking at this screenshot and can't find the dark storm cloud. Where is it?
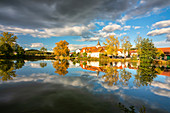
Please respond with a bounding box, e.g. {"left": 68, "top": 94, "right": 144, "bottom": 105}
{"left": 117, "top": 0, "right": 170, "bottom": 23}
{"left": 0, "top": 0, "right": 137, "bottom": 28}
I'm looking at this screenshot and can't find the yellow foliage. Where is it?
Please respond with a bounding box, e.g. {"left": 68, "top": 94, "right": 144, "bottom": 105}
{"left": 53, "top": 60, "right": 69, "bottom": 76}
{"left": 53, "top": 40, "right": 70, "bottom": 57}
{"left": 103, "top": 35, "right": 120, "bottom": 56}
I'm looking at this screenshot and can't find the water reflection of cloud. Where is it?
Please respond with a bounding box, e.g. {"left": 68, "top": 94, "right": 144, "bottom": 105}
{"left": 151, "top": 81, "right": 170, "bottom": 90}
{"left": 1, "top": 73, "right": 93, "bottom": 90}
{"left": 151, "top": 76, "right": 170, "bottom": 98}
{"left": 30, "top": 63, "right": 41, "bottom": 68}
{"left": 151, "top": 89, "right": 170, "bottom": 98}
{"left": 76, "top": 71, "right": 98, "bottom": 76}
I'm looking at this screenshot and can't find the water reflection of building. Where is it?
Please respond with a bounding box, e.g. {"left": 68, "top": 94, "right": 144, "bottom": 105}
{"left": 80, "top": 61, "right": 140, "bottom": 73}
{"left": 80, "top": 61, "right": 105, "bottom": 76}
{"left": 158, "top": 68, "right": 170, "bottom": 77}
{"left": 80, "top": 61, "right": 170, "bottom": 77}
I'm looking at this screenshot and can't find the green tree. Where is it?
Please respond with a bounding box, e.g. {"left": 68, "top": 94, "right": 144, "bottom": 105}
{"left": 103, "top": 35, "right": 120, "bottom": 57}
{"left": 135, "top": 37, "right": 157, "bottom": 62}
{"left": 16, "top": 45, "right": 25, "bottom": 57}
{"left": 121, "top": 36, "right": 132, "bottom": 59}
{"left": 0, "top": 43, "right": 14, "bottom": 57}
{"left": 40, "top": 47, "right": 47, "bottom": 56}
{"left": 140, "top": 38, "right": 157, "bottom": 62}
{"left": 0, "top": 32, "right": 18, "bottom": 48}
{"left": 53, "top": 40, "right": 70, "bottom": 57}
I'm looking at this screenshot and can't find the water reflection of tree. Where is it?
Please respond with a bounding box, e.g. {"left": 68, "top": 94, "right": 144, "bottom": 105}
{"left": 133, "top": 63, "right": 157, "bottom": 87}
{"left": 40, "top": 62, "right": 47, "bottom": 68}
{"left": 119, "top": 68, "right": 132, "bottom": 86}
{"left": 53, "top": 60, "right": 69, "bottom": 76}
{"left": 15, "top": 59, "right": 25, "bottom": 69}
{"left": 102, "top": 66, "right": 119, "bottom": 86}
{"left": 0, "top": 59, "right": 25, "bottom": 81}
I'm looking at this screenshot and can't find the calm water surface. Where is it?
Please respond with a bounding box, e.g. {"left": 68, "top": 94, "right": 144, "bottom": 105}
{"left": 0, "top": 59, "right": 169, "bottom": 113}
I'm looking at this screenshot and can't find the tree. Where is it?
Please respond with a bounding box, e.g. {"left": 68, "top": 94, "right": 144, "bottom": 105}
{"left": 0, "top": 43, "right": 14, "bottom": 57}
{"left": 135, "top": 37, "right": 157, "bottom": 62}
{"left": 40, "top": 47, "right": 47, "bottom": 55}
{"left": 53, "top": 40, "right": 70, "bottom": 57}
{"left": 140, "top": 38, "right": 157, "bottom": 62}
{"left": 156, "top": 49, "right": 164, "bottom": 60}
{"left": 0, "top": 32, "right": 18, "bottom": 48}
{"left": 103, "top": 35, "right": 120, "bottom": 57}
{"left": 134, "top": 36, "right": 142, "bottom": 57}
{"left": 121, "top": 36, "right": 132, "bottom": 59}
{"left": 15, "top": 45, "right": 25, "bottom": 57}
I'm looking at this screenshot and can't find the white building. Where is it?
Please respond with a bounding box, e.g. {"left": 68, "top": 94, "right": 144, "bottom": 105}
{"left": 81, "top": 41, "right": 105, "bottom": 58}
{"left": 76, "top": 49, "right": 81, "bottom": 54}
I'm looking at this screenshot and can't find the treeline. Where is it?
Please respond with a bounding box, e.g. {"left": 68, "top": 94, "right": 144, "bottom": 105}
{"left": 0, "top": 32, "right": 54, "bottom": 59}
{"left": 69, "top": 35, "right": 165, "bottom": 62}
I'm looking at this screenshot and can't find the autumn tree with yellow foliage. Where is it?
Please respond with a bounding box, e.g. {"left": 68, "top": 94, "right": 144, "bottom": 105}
{"left": 121, "top": 36, "right": 132, "bottom": 59}
{"left": 103, "top": 35, "right": 120, "bottom": 57}
{"left": 53, "top": 60, "right": 69, "bottom": 76}
{"left": 53, "top": 40, "right": 70, "bottom": 57}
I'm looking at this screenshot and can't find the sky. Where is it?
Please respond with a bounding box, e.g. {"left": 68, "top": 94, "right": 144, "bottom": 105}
{"left": 0, "top": 0, "right": 170, "bottom": 51}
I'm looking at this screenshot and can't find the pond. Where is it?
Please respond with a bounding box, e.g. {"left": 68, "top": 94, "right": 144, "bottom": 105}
{"left": 0, "top": 59, "right": 169, "bottom": 113}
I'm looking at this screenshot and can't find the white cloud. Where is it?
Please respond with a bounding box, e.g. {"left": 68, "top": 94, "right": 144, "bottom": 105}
{"left": 140, "top": 0, "right": 145, "bottom": 4}
{"left": 93, "top": 30, "right": 116, "bottom": 38}
{"left": 116, "top": 15, "right": 130, "bottom": 24}
{"left": 147, "top": 27, "right": 170, "bottom": 36}
{"left": 87, "top": 22, "right": 96, "bottom": 29}
{"left": 148, "top": 20, "right": 170, "bottom": 41}
{"left": 147, "top": 25, "right": 149, "bottom": 28}
{"left": 0, "top": 24, "right": 94, "bottom": 38}
{"left": 30, "top": 43, "right": 44, "bottom": 48}
{"left": 137, "top": 32, "right": 140, "bottom": 34}
{"left": 123, "top": 25, "right": 131, "bottom": 31}
{"left": 152, "top": 20, "right": 170, "bottom": 28}
{"left": 95, "top": 22, "right": 105, "bottom": 26}
{"left": 68, "top": 44, "right": 93, "bottom": 51}
{"left": 166, "top": 34, "right": 170, "bottom": 41}
{"left": 102, "top": 24, "right": 122, "bottom": 32}
{"left": 76, "top": 37, "right": 100, "bottom": 42}
{"left": 153, "top": 40, "right": 170, "bottom": 47}
{"left": 117, "top": 33, "right": 127, "bottom": 37}
{"left": 133, "top": 26, "right": 141, "bottom": 29}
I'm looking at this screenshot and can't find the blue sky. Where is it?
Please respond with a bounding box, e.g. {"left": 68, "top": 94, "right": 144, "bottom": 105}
{"left": 0, "top": 0, "right": 170, "bottom": 51}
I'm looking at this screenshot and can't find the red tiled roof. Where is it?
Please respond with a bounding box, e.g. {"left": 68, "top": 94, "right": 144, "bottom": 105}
{"left": 81, "top": 46, "right": 105, "bottom": 53}
{"left": 157, "top": 47, "right": 170, "bottom": 52}
{"left": 130, "top": 50, "right": 137, "bottom": 54}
